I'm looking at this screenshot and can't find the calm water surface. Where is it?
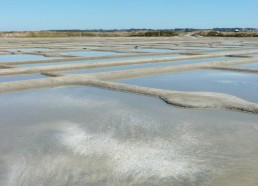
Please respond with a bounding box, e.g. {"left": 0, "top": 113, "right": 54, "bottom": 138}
{"left": 121, "top": 70, "right": 258, "bottom": 103}
{"left": 0, "top": 87, "right": 258, "bottom": 186}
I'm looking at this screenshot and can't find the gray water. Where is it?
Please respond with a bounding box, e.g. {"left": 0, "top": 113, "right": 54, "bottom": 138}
{"left": 0, "top": 87, "right": 258, "bottom": 186}
{"left": 121, "top": 70, "right": 258, "bottom": 103}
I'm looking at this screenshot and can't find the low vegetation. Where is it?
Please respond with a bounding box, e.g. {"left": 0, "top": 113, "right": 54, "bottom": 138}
{"left": 0, "top": 31, "right": 180, "bottom": 38}
{"left": 1, "top": 30, "right": 257, "bottom": 38}
{"left": 130, "top": 31, "right": 180, "bottom": 37}
{"left": 0, "top": 31, "right": 97, "bottom": 38}
{"left": 195, "top": 31, "right": 258, "bottom": 37}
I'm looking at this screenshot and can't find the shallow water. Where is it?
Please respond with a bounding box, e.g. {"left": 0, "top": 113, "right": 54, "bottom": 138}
{"left": 0, "top": 74, "right": 46, "bottom": 82}
{"left": 252, "top": 53, "right": 258, "bottom": 58}
{"left": 237, "top": 63, "right": 258, "bottom": 69}
{"left": 0, "top": 87, "right": 258, "bottom": 186}
{"left": 0, "top": 54, "right": 50, "bottom": 62}
{"left": 121, "top": 70, "right": 258, "bottom": 103}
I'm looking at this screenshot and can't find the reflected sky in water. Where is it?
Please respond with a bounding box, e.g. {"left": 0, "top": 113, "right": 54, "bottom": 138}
{"left": 0, "top": 55, "right": 50, "bottom": 62}
{"left": 121, "top": 70, "right": 258, "bottom": 103}
{"left": 0, "top": 74, "right": 46, "bottom": 82}
{"left": 0, "top": 87, "right": 258, "bottom": 185}
{"left": 237, "top": 63, "right": 258, "bottom": 69}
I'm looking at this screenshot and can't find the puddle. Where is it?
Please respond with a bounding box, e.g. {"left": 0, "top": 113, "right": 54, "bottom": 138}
{"left": 0, "top": 74, "right": 46, "bottom": 82}
{"left": 0, "top": 54, "right": 51, "bottom": 62}
{"left": 0, "top": 87, "right": 257, "bottom": 185}
{"left": 121, "top": 70, "right": 258, "bottom": 103}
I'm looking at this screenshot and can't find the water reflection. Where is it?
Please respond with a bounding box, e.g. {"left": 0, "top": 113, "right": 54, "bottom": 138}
{"left": 237, "top": 63, "right": 258, "bottom": 69}
{"left": 0, "top": 74, "right": 45, "bottom": 82}
{"left": 0, "top": 55, "right": 50, "bottom": 62}
{"left": 121, "top": 70, "right": 258, "bottom": 103}
{"left": 0, "top": 87, "right": 258, "bottom": 185}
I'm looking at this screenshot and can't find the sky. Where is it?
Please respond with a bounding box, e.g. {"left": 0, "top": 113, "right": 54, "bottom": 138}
{"left": 0, "top": 0, "right": 257, "bottom": 31}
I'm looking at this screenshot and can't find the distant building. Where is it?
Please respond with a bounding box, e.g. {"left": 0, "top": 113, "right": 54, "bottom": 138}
{"left": 234, "top": 29, "right": 240, "bottom": 32}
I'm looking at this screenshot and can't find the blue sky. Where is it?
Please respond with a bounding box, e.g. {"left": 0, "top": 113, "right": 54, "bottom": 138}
{"left": 0, "top": 0, "right": 257, "bottom": 31}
